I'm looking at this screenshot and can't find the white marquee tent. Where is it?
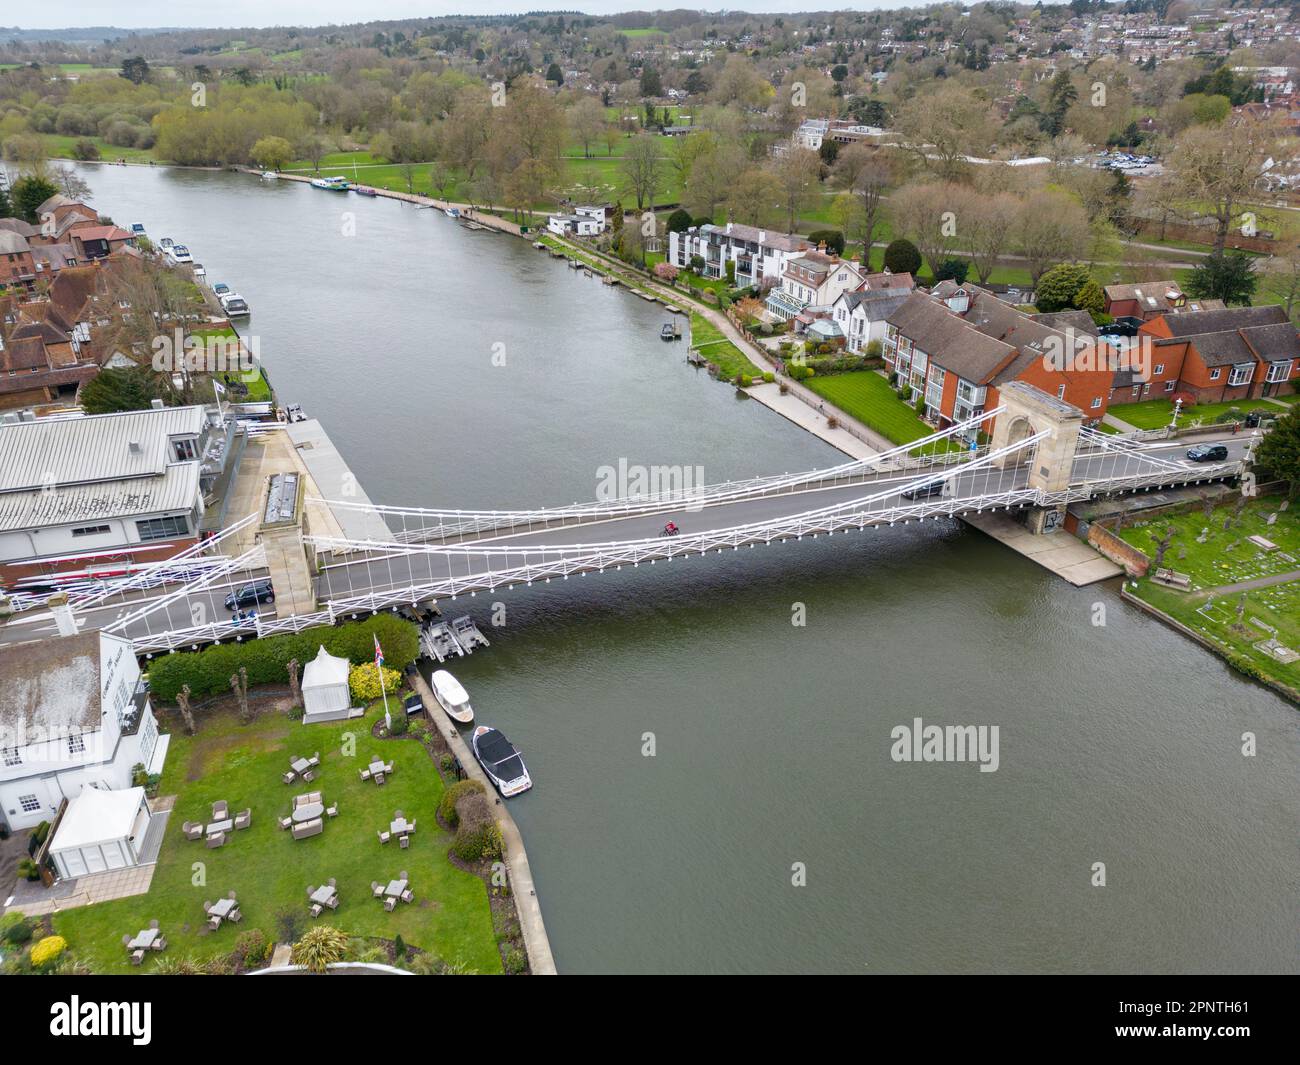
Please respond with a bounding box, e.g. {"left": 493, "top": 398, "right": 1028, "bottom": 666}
{"left": 301, "top": 645, "right": 354, "bottom": 723}
{"left": 49, "top": 786, "right": 150, "bottom": 879}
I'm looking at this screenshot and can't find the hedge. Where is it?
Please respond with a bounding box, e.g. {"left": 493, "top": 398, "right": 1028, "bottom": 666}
{"left": 147, "top": 613, "right": 419, "bottom": 702}
{"left": 451, "top": 791, "right": 504, "bottom": 862}
{"left": 439, "top": 779, "right": 485, "bottom": 827}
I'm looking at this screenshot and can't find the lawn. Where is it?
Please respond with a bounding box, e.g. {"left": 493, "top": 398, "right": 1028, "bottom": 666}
{"left": 688, "top": 312, "right": 765, "bottom": 381}
{"left": 1109, "top": 396, "right": 1287, "bottom": 430}
{"left": 191, "top": 325, "right": 271, "bottom": 402}
{"left": 52, "top": 705, "right": 502, "bottom": 974}
{"left": 805, "top": 370, "right": 960, "bottom": 453}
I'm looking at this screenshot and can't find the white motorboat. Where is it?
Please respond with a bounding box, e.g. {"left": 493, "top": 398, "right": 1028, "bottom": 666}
{"left": 472, "top": 726, "right": 532, "bottom": 797}
{"left": 430, "top": 669, "right": 474, "bottom": 724}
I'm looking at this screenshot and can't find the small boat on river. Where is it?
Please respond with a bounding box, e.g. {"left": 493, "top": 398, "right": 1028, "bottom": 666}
{"left": 310, "top": 176, "right": 351, "bottom": 191}
{"left": 472, "top": 726, "right": 532, "bottom": 797}
{"left": 431, "top": 669, "right": 475, "bottom": 724}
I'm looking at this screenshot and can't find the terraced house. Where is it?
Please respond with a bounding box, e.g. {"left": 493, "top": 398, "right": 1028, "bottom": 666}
{"left": 883, "top": 282, "right": 1113, "bottom": 440}
{"left": 1136, "top": 305, "right": 1298, "bottom": 403}
{"left": 668, "top": 221, "right": 811, "bottom": 289}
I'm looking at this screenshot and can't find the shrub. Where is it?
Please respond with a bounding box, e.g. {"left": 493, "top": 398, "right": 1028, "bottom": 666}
{"left": 291, "top": 926, "right": 349, "bottom": 974}
{"left": 72, "top": 138, "right": 100, "bottom": 161}
{"left": 2, "top": 915, "right": 33, "bottom": 944}
{"left": 666, "top": 208, "right": 692, "bottom": 233}
{"left": 29, "top": 935, "right": 67, "bottom": 968}
{"left": 439, "top": 779, "right": 485, "bottom": 827}
{"left": 349, "top": 662, "right": 402, "bottom": 703}
{"left": 17, "top": 858, "right": 40, "bottom": 882}
{"left": 503, "top": 948, "right": 529, "bottom": 975}
{"left": 883, "top": 238, "right": 922, "bottom": 276}
{"left": 233, "top": 928, "right": 271, "bottom": 968}
{"left": 148, "top": 614, "right": 419, "bottom": 702}
{"left": 653, "top": 261, "right": 678, "bottom": 282}
{"left": 807, "top": 228, "right": 846, "bottom": 255}
{"left": 762, "top": 372, "right": 775, "bottom": 383}
{"left": 387, "top": 710, "right": 409, "bottom": 736}
{"left": 452, "top": 791, "right": 504, "bottom": 862}
{"left": 933, "top": 257, "right": 969, "bottom": 284}
{"left": 1035, "top": 262, "right": 1091, "bottom": 313}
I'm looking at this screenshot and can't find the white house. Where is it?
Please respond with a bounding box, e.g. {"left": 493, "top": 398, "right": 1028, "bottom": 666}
{"left": 832, "top": 278, "right": 917, "bottom": 353}
{"left": 668, "top": 222, "right": 810, "bottom": 289}
{"left": 547, "top": 205, "right": 606, "bottom": 237}
{"left": 0, "top": 630, "right": 165, "bottom": 833}
{"left": 766, "top": 252, "right": 867, "bottom": 321}
{"left": 0, "top": 404, "right": 230, "bottom": 585}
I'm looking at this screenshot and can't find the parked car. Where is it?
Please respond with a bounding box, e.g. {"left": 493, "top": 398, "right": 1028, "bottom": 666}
{"left": 224, "top": 579, "right": 274, "bottom": 610}
{"left": 901, "top": 480, "right": 946, "bottom": 500}
{"left": 1186, "top": 444, "right": 1229, "bottom": 463}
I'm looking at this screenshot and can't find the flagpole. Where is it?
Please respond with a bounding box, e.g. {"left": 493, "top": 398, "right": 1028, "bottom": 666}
{"left": 380, "top": 665, "right": 391, "bottom": 729}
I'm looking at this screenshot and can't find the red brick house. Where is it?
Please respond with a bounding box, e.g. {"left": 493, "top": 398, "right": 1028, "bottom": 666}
{"left": 1102, "top": 280, "right": 1226, "bottom": 321}
{"left": 1134, "top": 305, "right": 1298, "bottom": 403}
{"left": 882, "top": 283, "right": 1115, "bottom": 439}
{"left": 0, "top": 231, "right": 36, "bottom": 295}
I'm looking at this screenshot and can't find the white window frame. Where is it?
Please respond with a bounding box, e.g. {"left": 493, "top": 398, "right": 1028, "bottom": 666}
{"left": 19, "top": 794, "right": 40, "bottom": 813}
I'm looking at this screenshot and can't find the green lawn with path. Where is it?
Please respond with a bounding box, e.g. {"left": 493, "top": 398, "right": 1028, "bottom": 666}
{"left": 52, "top": 705, "right": 502, "bottom": 974}
{"left": 190, "top": 325, "right": 271, "bottom": 402}
{"left": 688, "top": 312, "right": 765, "bottom": 381}
{"left": 1110, "top": 397, "right": 1287, "bottom": 430}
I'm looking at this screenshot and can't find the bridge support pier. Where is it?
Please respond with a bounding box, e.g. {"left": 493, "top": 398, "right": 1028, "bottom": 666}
{"left": 988, "top": 381, "right": 1085, "bottom": 535}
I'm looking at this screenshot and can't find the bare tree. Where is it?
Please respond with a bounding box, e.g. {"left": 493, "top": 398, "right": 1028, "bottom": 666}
{"left": 770, "top": 148, "right": 821, "bottom": 234}
{"left": 620, "top": 134, "right": 665, "bottom": 212}
{"left": 834, "top": 144, "right": 894, "bottom": 260}
{"left": 1168, "top": 117, "right": 1279, "bottom": 254}
{"left": 569, "top": 96, "right": 606, "bottom": 160}
{"left": 176, "top": 684, "right": 196, "bottom": 736}
{"left": 1014, "top": 188, "right": 1091, "bottom": 284}
{"left": 230, "top": 667, "right": 251, "bottom": 724}
{"left": 287, "top": 658, "right": 301, "bottom": 707}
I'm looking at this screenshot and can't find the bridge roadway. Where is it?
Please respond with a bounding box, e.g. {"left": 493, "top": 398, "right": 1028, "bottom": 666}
{"left": 314, "top": 435, "right": 1252, "bottom": 602}
{"left": 0, "top": 434, "right": 1249, "bottom": 650}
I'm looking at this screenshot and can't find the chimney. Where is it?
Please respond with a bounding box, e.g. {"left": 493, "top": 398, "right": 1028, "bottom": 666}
{"left": 758, "top": 230, "right": 766, "bottom": 244}
{"left": 46, "top": 592, "right": 78, "bottom": 637}
{"left": 726, "top": 221, "right": 733, "bottom": 234}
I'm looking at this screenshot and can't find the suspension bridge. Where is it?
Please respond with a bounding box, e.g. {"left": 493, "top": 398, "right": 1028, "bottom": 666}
{"left": 9, "top": 383, "right": 1250, "bottom": 654}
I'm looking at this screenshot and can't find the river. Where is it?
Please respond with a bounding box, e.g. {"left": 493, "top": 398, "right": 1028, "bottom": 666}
{"left": 77, "top": 164, "right": 1298, "bottom": 974}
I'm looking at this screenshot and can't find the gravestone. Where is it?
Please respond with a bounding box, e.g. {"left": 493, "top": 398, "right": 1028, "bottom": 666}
{"left": 1267, "top": 512, "right": 1278, "bottom": 525}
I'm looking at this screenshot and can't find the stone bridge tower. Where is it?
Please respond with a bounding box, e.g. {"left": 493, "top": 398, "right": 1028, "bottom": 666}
{"left": 988, "top": 381, "right": 1085, "bottom": 534}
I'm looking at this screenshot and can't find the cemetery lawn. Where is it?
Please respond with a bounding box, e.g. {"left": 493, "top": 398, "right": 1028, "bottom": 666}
{"left": 1120, "top": 496, "right": 1300, "bottom": 697}
{"left": 51, "top": 705, "right": 502, "bottom": 974}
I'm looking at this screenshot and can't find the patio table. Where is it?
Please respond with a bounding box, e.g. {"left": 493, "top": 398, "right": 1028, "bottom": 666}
{"left": 206, "top": 819, "right": 233, "bottom": 836}
{"left": 368, "top": 760, "right": 386, "bottom": 776}
{"left": 384, "top": 879, "right": 408, "bottom": 898}
{"left": 310, "top": 885, "right": 336, "bottom": 906}
{"left": 293, "top": 802, "right": 324, "bottom": 823}
{"left": 290, "top": 757, "right": 311, "bottom": 775}
{"left": 210, "top": 898, "right": 237, "bottom": 919}
{"left": 390, "top": 818, "right": 411, "bottom": 836}
{"left": 127, "top": 928, "right": 158, "bottom": 951}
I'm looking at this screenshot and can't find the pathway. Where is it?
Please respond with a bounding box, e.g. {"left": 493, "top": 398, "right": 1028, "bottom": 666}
{"left": 1205, "top": 567, "right": 1300, "bottom": 596}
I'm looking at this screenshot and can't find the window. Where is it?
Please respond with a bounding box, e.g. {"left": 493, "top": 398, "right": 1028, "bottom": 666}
{"left": 1091, "top": 397, "right": 1102, "bottom": 409}
{"left": 67, "top": 733, "right": 85, "bottom": 755}
{"left": 1154, "top": 363, "right": 1164, "bottom": 375}
{"left": 19, "top": 794, "right": 40, "bottom": 813}
{"left": 1057, "top": 384, "right": 1067, "bottom": 400}
{"left": 1228, "top": 364, "right": 1253, "bottom": 387}
{"left": 2, "top": 746, "right": 20, "bottom": 766}
{"left": 172, "top": 437, "right": 197, "bottom": 461}
{"left": 1209, "top": 368, "right": 1221, "bottom": 381}
{"left": 136, "top": 515, "right": 189, "bottom": 542}
{"left": 72, "top": 524, "right": 110, "bottom": 537}
{"left": 1266, "top": 360, "right": 1293, "bottom": 384}
{"left": 1164, "top": 381, "right": 1176, "bottom": 393}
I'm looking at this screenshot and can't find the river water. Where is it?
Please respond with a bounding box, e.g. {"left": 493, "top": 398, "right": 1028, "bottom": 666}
{"left": 79, "top": 165, "right": 1298, "bottom": 974}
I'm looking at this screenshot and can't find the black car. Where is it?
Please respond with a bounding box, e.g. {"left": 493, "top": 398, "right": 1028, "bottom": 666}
{"left": 901, "top": 480, "right": 946, "bottom": 500}
{"left": 224, "top": 579, "right": 274, "bottom": 610}
{"left": 1186, "top": 444, "right": 1229, "bottom": 463}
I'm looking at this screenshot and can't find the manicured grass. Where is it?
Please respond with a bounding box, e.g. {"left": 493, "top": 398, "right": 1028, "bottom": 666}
{"left": 1110, "top": 397, "right": 1285, "bottom": 430}
{"left": 804, "top": 370, "right": 959, "bottom": 453}
{"left": 52, "top": 705, "right": 502, "bottom": 974}
{"left": 688, "top": 312, "right": 765, "bottom": 381}
{"left": 190, "top": 325, "right": 271, "bottom": 402}
{"left": 41, "top": 134, "right": 155, "bottom": 164}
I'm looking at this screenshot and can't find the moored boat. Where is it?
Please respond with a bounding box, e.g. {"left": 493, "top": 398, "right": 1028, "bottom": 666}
{"left": 220, "top": 293, "right": 250, "bottom": 318}
{"left": 472, "top": 726, "right": 532, "bottom": 797}
{"left": 310, "top": 175, "right": 351, "bottom": 191}
{"left": 444, "top": 206, "right": 460, "bottom": 219}
{"left": 352, "top": 185, "right": 378, "bottom": 197}
{"left": 430, "top": 669, "right": 474, "bottom": 724}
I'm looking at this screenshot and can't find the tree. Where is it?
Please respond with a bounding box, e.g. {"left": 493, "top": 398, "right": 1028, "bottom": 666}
{"left": 72, "top": 138, "right": 100, "bottom": 161}
{"left": 1186, "top": 251, "right": 1258, "bottom": 306}
{"left": 620, "top": 134, "right": 664, "bottom": 211}
{"left": 1263, "top": 245, "right": 1300, "bottom": 321}
{"left": 685, "top": 137, "right": 744, "bottom": 221}
{"left": 119, "top": 57, "right": 150, "bottom": 85}
{"left": 1014, "top": 188, "right": 1091, "bottom": 284}
{"left": 770, "top": 148, "right": 821, "bottom": 233}
{"left": 807, "top": 229, "right": 845, "bottom": 256}
{"left": 569, "top": 96, "right": 605, "bottom": 160}
{"left": 1253, "top": 405, "right": 1300, "bottom": 495}
{"left": 10, "top": 174, "right": 58, "bottom": 225}
{"left": 962, "top": 192, "right": 1018, "bottom": 284}
{"left": 546, "top": 62, "right": 564, "bottom": 87}
{"left": 1168, "top": 118, "right": 1278, "bottom": 254}
{"left": 1035, "top": 263, "right": 1092, "bottom": 313}
{"left": 893, "top": 83, "right": 999, "bottom": 182}
{"left": 0, "top": 182, "right": 9, "bottom": 219}
{"left": 666, "top": 208, "right": 693, "bottom": 233}
{"left": 834, "top": 144, "right": 894, "bottom": 262}
{"left": 251, "top": 136, "right": 293, "bottom": 171}
{"left": 1074, "top": 279, "right": 1106, "bottom": 318}
{"left": 830, "top": 192, "right": 867, "bottom": 259}
{"left": 883, "top": 238, "right": 922, "bottom": 276}
{"left": 639, "top": 66, "right": 663, "bottom": 98}
{"left": 724, "top": 167, "right": 782, "bottom": 229}
{"left": 890, "top": 181, "right": 968, "bottom": 279}
{"left": 78, "top": 366, "right": 161, "bottom": 414}
{"left": 50, "top": 165, "right": 91, "bottom": 201}
{"left": 297, "top": 133, "right": 333, "bottom": 174}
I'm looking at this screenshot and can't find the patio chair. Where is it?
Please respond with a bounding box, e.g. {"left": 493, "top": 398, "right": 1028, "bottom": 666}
{"left": 228, "top": 908, "right": 242, "bottom": 923}
{"left": 122, "top": 934, "right": 132, "bottom": 948}
{"left": 310, "top": 904, "right": 322, "bottom": 919}
{"left": 308, "top": 884, "right": 317, "bottom": 898}
{"left": 407, "top": 819, "right": 416, "bottom": 835}
{"left": 374, "top": 773, "right": 386, "bottom": 786}
{"left": 234, "top": 809, "right": 251, "bottom": 830}
{"left": 182, "top": 820, "right": 203, "bottom": 841}
{"left": 384, "top": 763, "right": 394, "bottom": 775}
{"left": 371, "top": 881, "right": 384, "bottom": 898}
{"left": 206, "top": 831, "right": 226, "bottom": 849}
{"left": 131, "top": 949, "right": 145, "bottom": 966}
{"left": 384, "top": 897, "right": 397, "bottom": 912}
{"left": 400, "top": 870, "right": 408, "bottom": 880}
{"left": 311, "top": 791, "right": 322, "bottom": 804}
{"left": 149, "top": 919, "right": 159, "bottom": 929}
{"left": 212, "top": 800, "right": 228, "bottom": 820}
{"left": 399, "top": 835, "right": 409, "bottom": 849}
{"left": 327, "top": 877, "right": 336, "bottom": 887}
{"left": 359, "top": 769, "right": 371, "bottom": 782}
{"left": 326, "top": 897, "right": 339, "bottom": 911}
{"left": 400, "top": 890, "right": 414, "bottom": 904}
{"left": 301, "top": 769, "right": 316, "bottom": 783}
{"left": 309, "top": 752, "right": 321, "bottom": 766}
{"left": 377, "top": 830, "right": 390, "bottom": 845}
{"left": 152, "top": 937, "right": 166, "bottom": 951}
{"left": 208, "top": 915, "right": 221, "bottom": 931}
{"left": 228, "top": 890, "right": 237, "bottom": 900}
{"left": 203, "top": 900, "right": 213, "bottom": 913}
{"left": 326, "top": 803, "right": 338, "bottom": 818}
{"left": 282, "top": 771, "right": 296, "bottom": 785}
{"left": 279, "top": 816, "right": 292, "bottom": 831}
{"left": 394, "top": 809, "right": 404, "bottom": 819}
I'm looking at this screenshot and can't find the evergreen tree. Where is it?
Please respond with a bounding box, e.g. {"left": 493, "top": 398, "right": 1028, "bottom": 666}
{"left": 1186, "top": 251, "right": 1258, "bottom": 306}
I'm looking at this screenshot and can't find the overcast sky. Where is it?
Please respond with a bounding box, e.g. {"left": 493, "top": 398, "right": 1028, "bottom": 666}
{"left": 16, "top": 2, "right": 922, "bottom": 32}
